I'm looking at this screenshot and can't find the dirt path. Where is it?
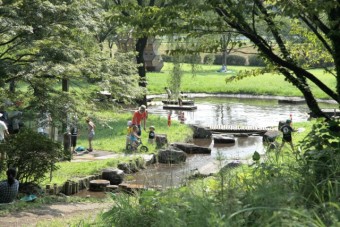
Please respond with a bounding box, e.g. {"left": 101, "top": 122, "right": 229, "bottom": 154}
{"left": 0, "top": 202, "right": 111, "bottom": 226}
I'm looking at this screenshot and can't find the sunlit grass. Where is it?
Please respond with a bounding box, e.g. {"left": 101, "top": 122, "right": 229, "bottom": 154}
{"left": 147, "top": 63, "right": 336, "bottom": 99}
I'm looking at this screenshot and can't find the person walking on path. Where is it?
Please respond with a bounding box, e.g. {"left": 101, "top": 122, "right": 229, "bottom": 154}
{"left": 132, "top": 105, "right": 148, "bottom": 136}
{"left": 279, "top": 119, "right": 296, "bottom": 152}
{"left": 0, "top": 168, "right": 19, "bottom": 204}
{"left": 86, "top": 118, "right": 96, "bottom": 152}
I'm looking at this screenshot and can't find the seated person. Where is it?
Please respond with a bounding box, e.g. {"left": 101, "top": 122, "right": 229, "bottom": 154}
{"left": 130, "top": 125, "right": 140, "bottom": 150}
{"left": 0, "top": 168, "right": 19, "bottom": 203}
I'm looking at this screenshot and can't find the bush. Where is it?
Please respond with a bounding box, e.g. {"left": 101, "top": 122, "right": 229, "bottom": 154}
{"left": 213, "top": 54, "right": 223, "bottom": 65}
{"left": 248, "top": 55, "right": 266, "bottom": 66}
{"left": 298, "top": 119, "right": 340, "bottom": 204}
{"left": 213, "top": 54, "right": 246, "bottom": 66}
{"left": 182, "top": 54, "right": 201, "bottom": 64}
{"left": 161, "top": 54, "right": 173, "bottom": 62}
{"left": 3, "top": 129, "right": 63, "bottom": 184}
{"left": 203, "top": 54, "right": 215, "bottom": 65}
{"left": 226, "top": 55, "right": 246, "bottom": 66}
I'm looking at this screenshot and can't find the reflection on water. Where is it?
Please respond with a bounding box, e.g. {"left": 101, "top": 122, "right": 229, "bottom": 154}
{"left": 130, "top": 136, "right": 264, "bottom": 187}
{"left": 129, "top": 96, "right": 337, "bottom": 187}
{"left": 148, "top": 96, "right": 337, "bottom": 127}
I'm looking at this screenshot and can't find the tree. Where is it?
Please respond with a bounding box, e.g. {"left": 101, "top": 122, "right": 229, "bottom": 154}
{"left": 0, "top": 0, "right": 141, "bottom": 125}
{"left": 110, "top": 0, "right": 170, "bottom": 105}
{"left": 209, "top": 0, "right": 340, "bottom": 117}
{"left": 131, "top": 0, "right": 339, "bottom": 117}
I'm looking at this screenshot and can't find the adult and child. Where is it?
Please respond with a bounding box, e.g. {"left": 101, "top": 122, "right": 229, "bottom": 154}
{"left": 126, "top": 105, "right": 156, "bottom": 150}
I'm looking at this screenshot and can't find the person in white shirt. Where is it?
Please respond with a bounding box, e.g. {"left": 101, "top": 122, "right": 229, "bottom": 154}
{"left": 0, "top": 113, "right": 9, "bottom": 142}
{"left": 0, "top": 113, "right": 9, "bottom": 161}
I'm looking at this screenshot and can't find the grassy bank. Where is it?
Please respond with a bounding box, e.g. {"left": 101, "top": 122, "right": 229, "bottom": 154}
{"left": 147, "top": 63, "right": 336, "bottom": 99}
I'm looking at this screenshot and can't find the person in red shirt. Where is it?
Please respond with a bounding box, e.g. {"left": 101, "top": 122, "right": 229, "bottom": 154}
{"left": 132, "top": 105, "right": 148, "bottom": 136}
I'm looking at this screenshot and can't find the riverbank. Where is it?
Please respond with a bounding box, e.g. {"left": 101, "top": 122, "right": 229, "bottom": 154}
{"left": 148, "top": 92, "right": 337, "bottom": 104}
{"left": 146, "top": 63, "right": 335, "bottom": 100}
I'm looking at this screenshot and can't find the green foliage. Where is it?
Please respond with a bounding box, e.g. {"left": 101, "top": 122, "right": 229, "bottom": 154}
{"left": 161, "top": 54, "right": 174, "bottom": 62}
{"left": 203, "top": 54, "right": 215, "bottom": 65}
{"left": 298, "top": 118, "right": 340, "bottom": 203}
{"left": 2, "top": 129, "right": 63, "bottom": 184}
{"left": 182, "top": 54, "right": 202, "bottom": 64}
{"left": 248, "top": 55, "right": 266, "bottom": 67}
{"left": 226, "top": 55, "right": 247, "bottom": 66}
{"left": 214, "top": 54, "right": 246, "bottom": 66}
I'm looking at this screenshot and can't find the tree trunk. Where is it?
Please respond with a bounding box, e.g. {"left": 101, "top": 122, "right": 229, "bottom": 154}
{"left": 135, "top": 36, "right": 148, "bottom": 106}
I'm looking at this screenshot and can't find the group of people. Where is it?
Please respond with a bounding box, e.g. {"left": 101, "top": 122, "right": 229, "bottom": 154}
{"left": 70, "top": 105, "right": 152, "bottom": 154}
{"left": 69, "top": 117, "right": 96, "bottom": 154}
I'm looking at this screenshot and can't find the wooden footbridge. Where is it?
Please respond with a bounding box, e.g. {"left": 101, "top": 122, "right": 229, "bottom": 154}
{"left": 205, "top": 125, "right": 278, "bottom": 135}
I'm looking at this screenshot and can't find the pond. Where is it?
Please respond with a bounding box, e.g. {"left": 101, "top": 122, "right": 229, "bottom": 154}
{"left": 129, "top": 95, "right": 337, "bottom": 188}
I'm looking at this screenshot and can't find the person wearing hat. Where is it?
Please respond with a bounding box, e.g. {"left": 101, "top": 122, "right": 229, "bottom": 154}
{"left": 279, "top": 119, "right": 296, "bottom": 151}
{"left": 132, "top": 105, "right": 148, "bottom": 136}
{"left": 148, "top": 126, "right": 155, "bottom": 144}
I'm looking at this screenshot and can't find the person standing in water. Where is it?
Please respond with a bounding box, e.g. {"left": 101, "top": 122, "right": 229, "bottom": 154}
{"left": 86, "top": 118, "right": 96, "bottom": 152}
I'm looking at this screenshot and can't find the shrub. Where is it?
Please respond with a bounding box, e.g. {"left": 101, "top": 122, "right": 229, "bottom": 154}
{"left": 213, "top": 54, "right": 223, "bottom": 65}
{"left": 161, "top": 54, "right": 173, "bottom": 62}
{"left": 182, "top": 54, "right": 201, "bottom": 64}
{"left": 298, "top": 118, "right": 340, "bottom": 204}
{"left": 203, "top": 54, "right": 215, "bottom": 65}
{"left": 3, "top": 129, "right": 63, "bottom": 184}
{"left": 248, "top": 55, "right": 266, "bottom": 66}
{"left": 213, "top": 54, "right": 246, "bottom": 66}
{"left": 226, "top": 55, "right": 246, "bottom": 66}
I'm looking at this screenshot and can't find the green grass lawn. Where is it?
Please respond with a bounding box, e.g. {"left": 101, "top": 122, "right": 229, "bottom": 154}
{"left": 147, "top": 63, "right": 336, "bottom": 99}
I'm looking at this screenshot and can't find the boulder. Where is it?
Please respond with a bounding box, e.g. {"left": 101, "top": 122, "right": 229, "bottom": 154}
{"left": 262, "top": 130, "right": 280, "bottom": 143}
{"left": 213, "top": 135, "right": 236, "bottom": 144}
{"left": 118, "top": 161, "right": 138, "bottom": 174}
{"left": 191, "top": 125, "right": 212, "bottom": 139}
{"left": 155, "top": 134, "right": 168, "bottom": 148}
{"left": 171, "top": 142, "right": 211, "bottom": 154}
{"left": 102, "top": 168, "right": 125, "bottom": 185}
{"left": 158, "top": 147, "right": 187, "bottom": 164}
{"left": 89, "top": 179, "right": 110, "bottom": 192}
